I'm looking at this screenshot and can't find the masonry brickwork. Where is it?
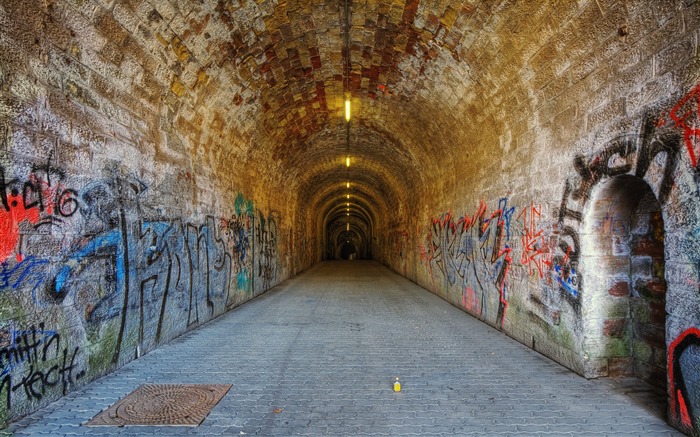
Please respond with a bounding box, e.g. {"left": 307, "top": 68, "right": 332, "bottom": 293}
{"left": 0, "top": 0, "right": 699, "bottom": 435}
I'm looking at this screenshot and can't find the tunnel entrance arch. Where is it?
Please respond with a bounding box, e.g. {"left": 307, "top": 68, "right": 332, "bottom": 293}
{"left": 332, "top": 228, "right": 366, "bottom": 260}
{"left": 339, "top": 241, "right": 357, "bottom": 260}
{"left": 321, "top": 197, "right": 375, "bottom": 260}
{"left": 581, "top": 175, "right": 667, "bottom": 390}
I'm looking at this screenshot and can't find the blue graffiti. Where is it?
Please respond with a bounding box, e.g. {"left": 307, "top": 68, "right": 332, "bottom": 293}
{"left": 0, "top": 256, "right": 49, "bottom": 294}
{"left": 554, "top": 264, "right": 579, "bottom": 297}
{"left": 496, "top": 197, "right": 516, "bottom": 239}
{"left": 53, "top": 230, "right": 123, "bottom": 300}
{"left": 0, "top": 325, "right": 58, "bottom": 377}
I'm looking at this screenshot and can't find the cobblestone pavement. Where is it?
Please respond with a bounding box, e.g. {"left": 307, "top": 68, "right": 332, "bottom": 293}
{"left": 4, "top": 261, "right": 681, "bottom": 436}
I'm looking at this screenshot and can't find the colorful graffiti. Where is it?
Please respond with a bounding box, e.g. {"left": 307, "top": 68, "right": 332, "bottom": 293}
{"left": 421, "top": 198, "right": 514, "bottom": 327}
{"left": 518, "top": 203, "right": 553, "bottom": 279}
{"left": 227, "top": 192, "right": 254, "bottom": 300}
{"left": 0, "top": 160, "right": 283, "bottom": 420}
{"left": 0, "top": 155, "right": 79, "bottom": 263}
{"left": 669, "top": 327, "right": 700, "bottom": 433}
{"left": 255, "top": 210, "right": 279, "bottom": 293}
{"left": 555, "top": 114, "right": 681, "bottom": 308}
{"left": 0, "top": 324, "right": 84, "bottom": 409}
{"left": 667, "top": 82, "right": 700, "bottom": 169}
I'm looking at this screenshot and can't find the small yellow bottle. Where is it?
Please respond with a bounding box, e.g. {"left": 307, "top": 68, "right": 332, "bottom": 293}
{"left": 393, "top": 377, "right": 401, "bottom": 392}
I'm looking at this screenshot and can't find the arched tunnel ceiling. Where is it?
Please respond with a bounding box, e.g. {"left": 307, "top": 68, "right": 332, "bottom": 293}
{"left": 139, "top": 0, "right": 577, "bottom": 220}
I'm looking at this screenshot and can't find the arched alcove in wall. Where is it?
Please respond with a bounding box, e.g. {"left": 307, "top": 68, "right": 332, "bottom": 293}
{"left": 339, "top": 241, "right": 357, "bottom": 260}
{"left": 581, "top": 175, "right": 667, "bottom": 390}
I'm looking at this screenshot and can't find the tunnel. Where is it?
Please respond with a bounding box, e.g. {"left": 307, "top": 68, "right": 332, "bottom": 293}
{"left": 0, "top": 0, "right": 699, "bottom": 434}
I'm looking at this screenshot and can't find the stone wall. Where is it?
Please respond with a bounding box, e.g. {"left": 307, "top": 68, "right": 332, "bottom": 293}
{"left": 374, "top": 2, "right": 700, "bottom": 435}
{"left": 0, "top": 0, "right": 314, "bottom": 426}
{"left": 1, "top": 0, "right": 700, "bottom": 435}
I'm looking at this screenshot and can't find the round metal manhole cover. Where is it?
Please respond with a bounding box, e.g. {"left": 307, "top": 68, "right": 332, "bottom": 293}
{"left": 86, "top": 384, "right": 232, "bottom": 427}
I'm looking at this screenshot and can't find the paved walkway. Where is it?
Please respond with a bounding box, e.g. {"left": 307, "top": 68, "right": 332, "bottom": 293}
{"left": 5, "top": 261, "right": 681, "bottom": 436}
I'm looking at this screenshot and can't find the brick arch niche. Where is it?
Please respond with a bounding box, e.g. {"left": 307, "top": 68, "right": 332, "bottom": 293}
{"left": 581, "top": 175, "right": 667, "bottom": 390}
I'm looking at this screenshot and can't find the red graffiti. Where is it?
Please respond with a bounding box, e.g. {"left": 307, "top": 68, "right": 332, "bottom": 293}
{"left": 462, "top": 287, "right": 477, "bottom": 314}
{"left": 670, "top": 82, "right": 700, "bottom": 168}
{"left": 668, "top": 327, "right": 700, "bottom": 431}
{"left": 423, "top": 199, "right": 514, "bottom": 326}
{"left": 518, "top": 203, "right": 553, "bottom": 278}
{"left": 0, "top": 193, "right": 41, "bottom": 262}
{"left": 0, "top": 162, "right": 79, "bottom": 263}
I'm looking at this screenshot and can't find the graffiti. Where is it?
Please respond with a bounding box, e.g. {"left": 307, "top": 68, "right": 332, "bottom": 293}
{"left": 224, "top": 192, "right": 254, "bottom": 305}
{"left": 0, "top": 162, "right": 267, "bottom": 369}
{"left": 0, "top": 154, "right": 80, "bottom": 262}
{"left": 52, "top": 214, "right": 244, "bottom": 363}
{"left": 0, "top": 158, "right": 285, "bottom": 423}
{"left": 518, "top": 203, "right": 554, "bottom": 279}
{"left": 422, "top": 198, "right": 514, "bottom": 327}
{"left": 0, "top": 324, "right": 84, "bottom": 408}
{"left": 668, "top": 327, "right": 700, "bottom": 433}
{"left": 0, "top": 256, "right": 49, "bottom": 294}
{"left": 255, "top": 210, "right": 278, "bottom": 292}
{"left": 668, "top": 82, "right": 700, "bottom": 169}
{"left": 555, "top": 114, "right": 681, "bottom": 306}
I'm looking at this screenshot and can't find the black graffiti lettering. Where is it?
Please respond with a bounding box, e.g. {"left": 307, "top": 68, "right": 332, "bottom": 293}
{"left": 0, "top": 152, "right": 79, "bottom": 227}
{"left": 605, "top": 137, "right": 636, "bottom": 176}
{"left": 43, "top": 364, "right": 59, "bottom": 388}
{"left": 0, "top": 325, "right": 82, "bottom": 408}
{"left": 0, "top": 324, "right": 55, "bottom": 373}
{"left": 571, "top": 154, "right": 601, "bottom": 202}
{"left": 558, "top": 181, "right": 583, "bottom": 223}
{"left": 12, "top": 365, "right": 43, "bottom": 401}
{"left": 555, "top": 112, "right": 681, "bottom": 307}
{"left": 10, "top": 346, "right": 80, "bottom": 404}
{"left": 31, "top": 153, "right": 65, "bottom": 190}
{"left": 22, "top": 180, "right": 45, "bottom": 212}
{"left": 57, "top": 189, "right": 79, "bottom": 217}
{"left": 0, "top": 167, "right": 10, "bottom": 212}
{"left": 60, "top": 347, "right": 81, "bottom": 394}
{"left": 636, "top": 132, "right": 681, "bottom": 205}
{"left": 559, "top": 226, "right": 580, "bottom": 264}
{"left": 41, "top": 331, "right": 60, "bottom": 362}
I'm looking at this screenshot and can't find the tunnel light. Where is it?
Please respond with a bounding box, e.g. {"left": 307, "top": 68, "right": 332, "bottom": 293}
{"left": 347, "top": 223, "right": 350, "bottom": 231}
{"left": 346, "top": 182, "right": 350, "bottom": 188}
{"left": 346, "top": 202, "right": 349, "bottom": 207}
{"left": 346, "top": 194, "right": 350, "bottom": 199}
{"left": 345, "top": 99, "right": 351, "bottom": 121}
{"left": 347, "top": 213, "right": 349, "bottom": 216}
{"left": 346, "top": 156, "right": 350, "bottom": 167}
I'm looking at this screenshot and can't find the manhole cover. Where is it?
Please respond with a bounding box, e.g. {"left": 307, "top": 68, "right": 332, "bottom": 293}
{"left": 85, "top": 384, "right": 231, "bottom": 426}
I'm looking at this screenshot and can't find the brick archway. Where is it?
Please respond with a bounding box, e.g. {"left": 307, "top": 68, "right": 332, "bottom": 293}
{"left": 581, "top": 175, "right": 667, "bottom": 389}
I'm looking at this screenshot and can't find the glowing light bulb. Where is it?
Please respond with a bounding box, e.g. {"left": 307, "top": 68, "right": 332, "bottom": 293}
{"left": 346, "top": 194, "right": 350, "bottom": 199}
{"left": 346, "top": 182, "right": 350, "bottom": 188}
{"left": 346, "top": 157, "right": 350, "bottom": 167}
{"left": 345, "top": 99, "right": 351, "bottom": 121}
